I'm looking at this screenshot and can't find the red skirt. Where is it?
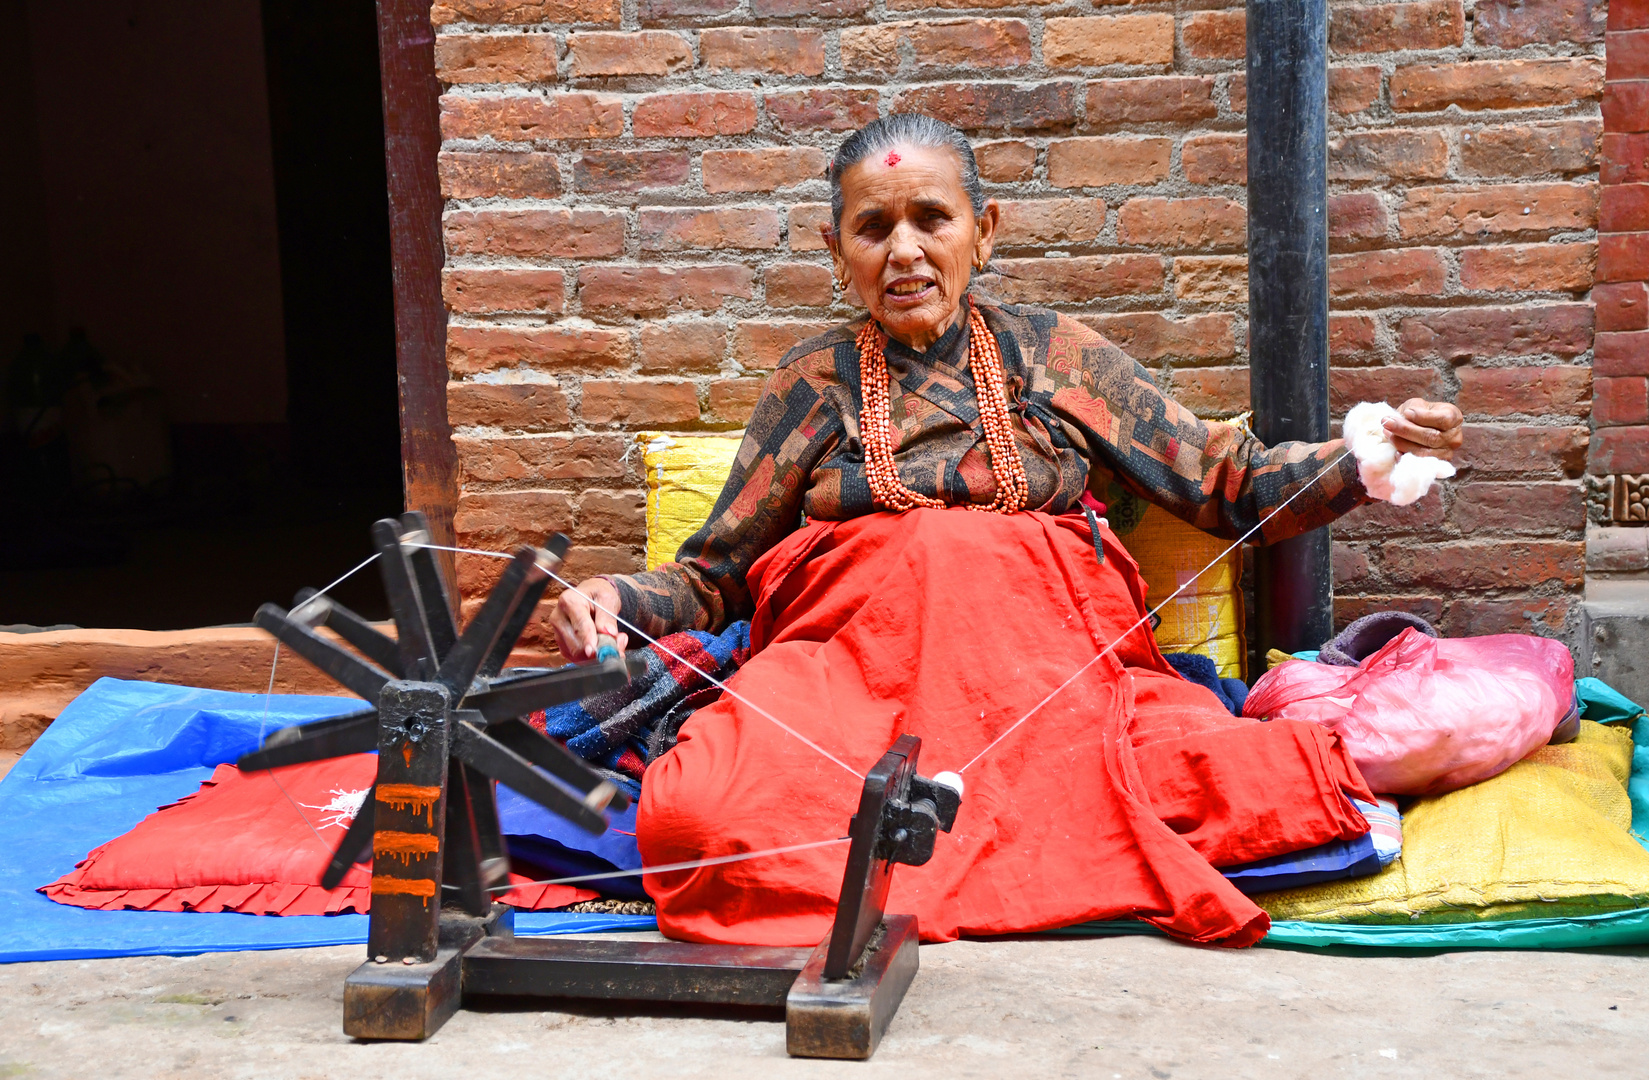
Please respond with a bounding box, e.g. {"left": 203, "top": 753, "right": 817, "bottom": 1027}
{"left": 638, "top": 509, "right": 1372, "bottom": 947}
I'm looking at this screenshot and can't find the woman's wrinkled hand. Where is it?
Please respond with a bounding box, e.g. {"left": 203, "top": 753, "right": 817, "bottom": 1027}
{"left": 1382, "top": 398, "right": 1464, "bottom": 461}
{"left": 550, "top": 577, "right": 627, "bottom": 664}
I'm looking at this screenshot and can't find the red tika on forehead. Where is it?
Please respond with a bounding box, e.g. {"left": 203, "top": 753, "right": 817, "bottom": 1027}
{"left": 884, "top": 151, "right": 901, "bottom": 167}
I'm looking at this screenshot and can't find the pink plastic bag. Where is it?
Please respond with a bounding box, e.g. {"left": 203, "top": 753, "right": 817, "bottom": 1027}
{"left": 1242, "top": 629, "right": 1574, "bottom": 795}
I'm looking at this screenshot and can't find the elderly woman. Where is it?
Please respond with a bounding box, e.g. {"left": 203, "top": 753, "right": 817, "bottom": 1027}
{"left": 553, "top": 114, "right": 1463, "bottom": 948}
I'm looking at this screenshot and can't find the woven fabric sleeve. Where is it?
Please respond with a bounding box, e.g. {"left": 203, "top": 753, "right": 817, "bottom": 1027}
{"left": 1014, "top": 308, "right": 1369, "bottom": 543}
{"left": 607, "top": 355, "right": 843, "bottom": 638}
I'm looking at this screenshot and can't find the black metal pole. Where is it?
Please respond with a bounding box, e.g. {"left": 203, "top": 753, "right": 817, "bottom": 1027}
{"left": 1247, "top": 0, "right": 1333, "bottom": 656}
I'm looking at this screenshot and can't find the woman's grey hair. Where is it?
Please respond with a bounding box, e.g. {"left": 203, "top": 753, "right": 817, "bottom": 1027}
{"left": 827, "top": 113, "right": 986, "bottom": 233}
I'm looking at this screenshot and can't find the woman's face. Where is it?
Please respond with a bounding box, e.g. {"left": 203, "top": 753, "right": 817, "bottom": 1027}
{"left": 825, "top": 143, "right": 999, "bottom": 352}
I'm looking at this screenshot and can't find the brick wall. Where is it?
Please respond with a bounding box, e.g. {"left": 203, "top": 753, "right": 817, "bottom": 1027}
{"left": 432, "top": 0, "right": 1606, "bottom": 657}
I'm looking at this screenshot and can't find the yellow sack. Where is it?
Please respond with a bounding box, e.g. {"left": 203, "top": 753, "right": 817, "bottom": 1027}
{"left": 1100, "top": 483, "right": 1246, "bottom": 680}
{"left": 1259, "top": 720, "right": 1649, "bottom": 923}
{"left": 638, "top": 432, "right": 742, "bottom": 570}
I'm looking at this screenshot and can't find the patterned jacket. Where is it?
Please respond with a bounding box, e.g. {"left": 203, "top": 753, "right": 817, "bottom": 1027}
{"left": 608, "top": 295, "right": 1366, "bottom": 638}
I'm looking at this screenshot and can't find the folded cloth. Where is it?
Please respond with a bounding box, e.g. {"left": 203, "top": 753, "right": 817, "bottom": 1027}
{"left": 1163, "top": 651, "right": 1249, "bottom": 715}
{"left": 1319, "top": 610, "right": 1439, "bottom": 667}
{"left": 1359, "top": 796, "right": 1403, "bottom": 866}
{"left": 1222, "top": 833, "right": 1383, "bottom": 896}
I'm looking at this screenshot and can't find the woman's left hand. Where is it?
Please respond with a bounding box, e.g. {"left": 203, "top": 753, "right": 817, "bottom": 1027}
{"left": 1383, "top": 398, "right": 1464, "bottom": 460}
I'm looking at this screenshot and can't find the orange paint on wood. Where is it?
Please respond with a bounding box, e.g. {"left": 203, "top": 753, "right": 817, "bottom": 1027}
{"left": 377, "top": 784, "right": 442, "bottom": 825}
{"left": 371, "top": 875, "right": 438, "bottom": 907}
{"left": 373, "top": 831, "right": 442, "bottom": 864}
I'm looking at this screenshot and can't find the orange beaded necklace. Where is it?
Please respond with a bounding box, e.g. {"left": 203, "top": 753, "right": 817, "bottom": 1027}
{"left": 855, "top": 302, "right": 1029, "bottom": 515}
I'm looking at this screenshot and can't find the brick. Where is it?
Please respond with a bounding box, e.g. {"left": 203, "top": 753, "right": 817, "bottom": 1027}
{"left": 1588, "top": 525, "right": 1649, "bottom": 572}
{"left": 1046, "top": 137, "right": 1171, "bottom": 187}
{"left": 1451, "top": 482, "right": 1585, "bottom": 535}
{"left": 1334, "top": 594, "right": 1445, "bottom": 627}
{"left": 579, "top": 266, "right": 756, "bottom": 317}
{"left": 708, "top": 378, "right": 766, "bottom": 422}
{"left": 1604, "top": 81, "right": 1649, "bottom": 133}
{"left": 1591, "top": 425, "right": 1649, "bottom": 472}
{"left": 1594, "top": 377, "right": 1649, "bottom": 425}
{"left": 455, "top": 491, "right": 578, "bottom": 551}
{"left": 578, "top": 490, "right": 647, "bottom": 547}
{"left": 1380, "top": 540, "right": 1583, "bottom": 590}
{"left": 1605, "top": 133, "right": 1649, "bottom": 186}
{"left": 567, "top": 31, "right": 691, "bottom": 76}
{"left": 765, "top": 89, "right": 880, "bottom": 134}
{"left": 1330, "top": 313, "right": 1380, "bottom": 362}
{"left": 751, "top": 0, "right": 868, "bottom": 14}
{"left": 1460, "top": 120, "right": 1601, "bottom": 178}
{"left": 1595, "top": 282, "right": 1649, "bottom": 332}
{"left": 447, "top": 381, "right": 570, "bottom": 431}
{"left": 1183, "top": 10, "right": 1245, "bottom": 59}
{"left": 581, "top": 380, "right": 700, "bottom": 425}
{"left": 439, "top": 92, "right": 623, "bottom": 142}
{"left": 995, "top": 198, "right": 1108, "bottom": 248}
{"left": 975, "top": 140, "right": 1037, "bottom": 182}
{"left": 1327, "top": 129, "right": 1449, "bottom": 182}
{"left": 1389, "top": 58, "right": 1603, "bottom": 112}
{"left": 885, "top": 0, "right": 1051, "bottom": 7}
{"left": 765, "top": 263, "right": 834, "bottom": 307}
{"left": 640, "top": 320, "right": 727, "bottom": 374}
{"left": 435, "top": 34, "right": 558, "bottom": 85}
{"left": 1173, "top": 256, "right": 1247, "bottom": 303}
{"left": 638, "top": 207, "right": 782, "bottom": 252}
{"left": 456, "top": 435, "right": 629, "bottom": 484}
{"left": 1458, "top": 243, "right": 1595, "bottom": 292}
{"left": 1459, "top": 423, "right": 1589, "bottom": 476}
{"left": 700, "top": 28, "right": 825, "bottom": 76}
{"left": 443, "top": 209, "right": 625, "bottom": 258}
{"left": 1116, "top": 197, "right": 1244, "bottom": 250}
{"left": 1397, "top": 183, "right": 1597, "bottom": 241}
{"left": 734, "top": 321, "right": 836, "bottom": 370}
{"left": 1329, "top": 0, "right": 1463, "bottom": 52}
{"left": 1333, "top": 542, "right": 1372, "bottom": 586}
{"left": 702, "top": 148, "right": 827, "bottom": 194}
{"left": 892, "top": 82, "right": 1080, "bottom": 133}
{"left": 1329, "top": 65, "right": 1384, "bottom": 113}
{"left": 1328, "top": 249, "right": 1448, "bottom": 300}
{"left": 990, "top": 255, "right": 1166, "bottom": 303}
{"left": 1440, "top": 597, "right": 1573, "bottom": 637}
{"left": 573, "top": 149, "right": 690, "bottom": 193}
{"left": 442, "top": 269, "right": 565, "bottom": 314}
{"left": 1598, "top": 232, "right": 1649, "bottom": 281}
{"left": 438, "top": 151, "right": 562, "bottom": 199}
{"left": 1478, "top": 0, "right": 1605, "bottom": 46}
{"left": 638, "top": 0, "right": 738, "bottom": 20}
{"left": 1602, "top": 184, "right": 1649, "bottom": 233}
{"left": 446, "top": 325, "right": 633, "bottom": 375}
{"left": 1335, "top": 496, "right": 1446, "bottom": 538}
{"left": 842, "top": 20, "right": 1033, "bottom": 72}
{"left": 1457, "top": 365, "right": 1593, "bottom": 416}
{"left": 1228, "top": 73, "right": 1246, "bottom": 113}
{"left": 1609, "top": 29, "right": 1649, "bottom": 79}
{"left": 1327, "top": 192, "right": 1390, "bottom": 249}
{"left": 1076, "top": 313, "right": 1237, "bottom": 362}
{"left": 431, "top": 0, "right": 617, "bottom": 26}
{"left": 632, "top": 91, "right": 758, "bottom": 138}
{"left": 1329, "top": 366, "right": 1447, "bottom": 413}
{"left": 788, "top": 204, "right": 832, "bottom": 251}
{"left": 1613, "top": 0, "right": 1649, "bottom": 29}
{"left": 1083, "top": 77, "right": 1216, "bottom": 127}
{"left": 1397, "top": 305, "right": 1594, "bottom": 360}
{"left": 1593, "top": 331, "right": 1649, "bottom": 375}
{"left": 1165, "top": 367, "right": 1249, "bottom": 416}
{"left": 1042, "top": 15, "right": 1175, "bottom": 68}
{"left": 1182, "top": 134, "right": 1246, "bottom": 186}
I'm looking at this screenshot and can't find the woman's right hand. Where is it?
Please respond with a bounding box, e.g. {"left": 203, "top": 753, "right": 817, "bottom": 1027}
{"left": 549, "top": 577, "right": 627, "bottom": 663}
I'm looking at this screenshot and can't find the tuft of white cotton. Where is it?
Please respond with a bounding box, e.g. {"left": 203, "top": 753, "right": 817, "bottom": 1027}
{"left": 1343, "top": 401, "right": 1455, "bottom": 506}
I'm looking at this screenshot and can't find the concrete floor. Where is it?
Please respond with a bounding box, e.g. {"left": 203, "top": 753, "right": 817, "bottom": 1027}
{"left": 1, "top": 932, "right": 1645, "bottom": 1079}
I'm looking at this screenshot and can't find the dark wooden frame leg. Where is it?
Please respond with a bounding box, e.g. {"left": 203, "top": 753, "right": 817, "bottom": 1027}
{"left": 786, "top": 914, "right": 920, "bottom": 1060}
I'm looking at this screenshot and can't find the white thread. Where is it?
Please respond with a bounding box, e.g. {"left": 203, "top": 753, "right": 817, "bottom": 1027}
{"left": 490, "top": 835, "right": 850, "bottom": 892}
{"left": 411, "top": 542, "right": 867, "bottom": 780}
{"left": 956, "top": 447, "right": 1356, "bottom": 774}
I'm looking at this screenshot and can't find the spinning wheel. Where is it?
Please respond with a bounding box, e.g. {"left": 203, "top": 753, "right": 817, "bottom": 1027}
{"left": 241, "top": 513, "right": 961, "bottom": 1058}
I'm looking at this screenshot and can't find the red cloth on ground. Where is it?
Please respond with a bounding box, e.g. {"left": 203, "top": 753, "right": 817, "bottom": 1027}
{"left": 42, "top": 755, "right": 596, "bottom": 914}
{"left": 638, "top": 508, "right": 1372, "bottom": 947}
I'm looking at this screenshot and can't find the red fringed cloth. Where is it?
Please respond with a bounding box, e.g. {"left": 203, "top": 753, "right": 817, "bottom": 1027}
{"left": 42, "top": 755, "right": 597, "bottom": 914}
{"left": 639, "top": 509, "right": 1373, "bottom": 948}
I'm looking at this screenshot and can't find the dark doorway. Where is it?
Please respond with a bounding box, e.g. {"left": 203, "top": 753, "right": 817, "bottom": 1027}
{"left": 0, "top": 0, "right": 401, "bottom": 628}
